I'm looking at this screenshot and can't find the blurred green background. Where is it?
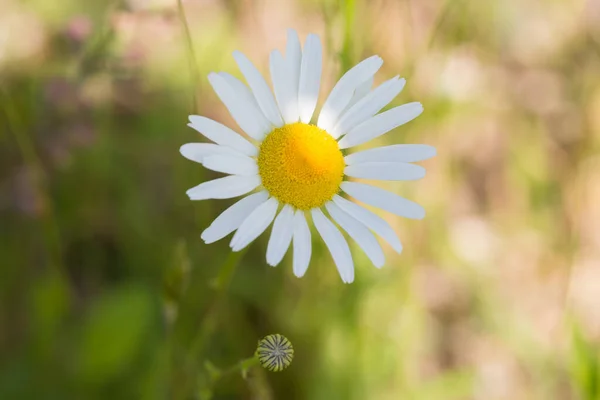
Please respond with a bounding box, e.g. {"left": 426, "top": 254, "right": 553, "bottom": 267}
{"left": 2, "top": 0, "right": 600, "bottom": 398}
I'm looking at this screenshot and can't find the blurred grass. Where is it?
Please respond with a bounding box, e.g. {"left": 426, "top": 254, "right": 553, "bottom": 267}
{"left": 571, "top": 321, "right": 600, "bottom": 400}
{"left": 1, "top": 0, "right": 600, "bottom": 399}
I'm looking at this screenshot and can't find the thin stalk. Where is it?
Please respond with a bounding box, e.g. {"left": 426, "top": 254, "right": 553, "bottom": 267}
{"left": 173, "top": 248, "right": 249, "bottom": 400}
{"left": 217, "top": 356, "right": 259, "bottom": 381}
{"left": 340, "top": 0, "right": 357, "bottom": 72}
{"left": 176, "top": 0, "right": 201, "bottom": 113}
{"left": 190, "top": 248, "right": 249, "bottom": 360}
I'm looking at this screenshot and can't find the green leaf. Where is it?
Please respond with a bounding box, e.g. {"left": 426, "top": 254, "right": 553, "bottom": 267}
{"left": 77, "top": 284, "right": 154, "bottom": 385}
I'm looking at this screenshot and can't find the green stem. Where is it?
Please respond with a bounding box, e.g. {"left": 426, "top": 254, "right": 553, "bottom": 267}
{"left": 214, "top": 247, "right": 248, "bottom": 291}
{"left": 340, "top": 0, "right": 357, "bottom": 72}
{"left": 177, "top": 248, "right": 248, "bottom": 399}
{"left": 320, "top": 1, "right": 335, "bottom": 62}
{"left": 198, "top": 356, "right": 258, "bottom": 400}
{"left": 172, "top": 249, "right": 247, "bottom": 399}
{"left": 191, "top": 249, "right": 248, "bottom": 357}
{"left": 217, "top": 356, "right": 259, "bottom": 381}
{"left": 176, "top": 0, "right": 200, "bottom": 113}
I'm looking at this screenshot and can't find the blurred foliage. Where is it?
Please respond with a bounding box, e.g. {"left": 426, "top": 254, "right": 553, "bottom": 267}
{"left": 2, "top": 0, "right": 600, "bottom": 399}
{"left": 571, "top": 322, "right": 600, "bottom": 400}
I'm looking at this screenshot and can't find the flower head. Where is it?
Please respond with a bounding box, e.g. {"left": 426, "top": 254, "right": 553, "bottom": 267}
{"left": 256, "top": 334, "right": 294, "bottom": 372}
{"left": 180, "top": 29, "right": 436, "bottom": 283}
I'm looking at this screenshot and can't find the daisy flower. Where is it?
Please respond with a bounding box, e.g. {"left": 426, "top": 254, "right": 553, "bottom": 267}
{"left": 180, "top": 29, "right": 436, "bottom": 283}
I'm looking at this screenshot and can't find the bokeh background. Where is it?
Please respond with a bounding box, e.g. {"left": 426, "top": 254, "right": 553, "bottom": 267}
{"left": 2, "top": 0, "right": 600, "bottom": 398}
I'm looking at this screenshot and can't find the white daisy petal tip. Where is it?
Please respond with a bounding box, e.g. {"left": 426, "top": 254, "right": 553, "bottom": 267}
{"left": 179, "top": 143, "right": 197, "bottom": 160}
{"left": 325, "top": 201, "right": 385, "bottom": 270}
{"left": 292, "top": 210, "right": 311, "bottom": 278}
{"left": 366, "top": 55, "right": 383, "bottom": 67}
{"left": 232, "top": 50, "right": 284, "bottom": 127}
{"left": 338, "top": 101, "right": 425, "bottom": 149}
{"left": 341, "top": 181, "right": 426, "bottom": 220}
{"left": 206, "top": 72, "right": 218, "bottom": 82}
{"left": 266, "top": 205, "right": 295, "bottom": 267}
{"left": 270, "top": 49, "right": 300, "bottom": 124}
{"left": 229, "top": 197, "right": 279, "bottom": 252}
{"left": 298, "top": 33, "right": 322, "bottom": 123}
{"left": 317, "top": 54, "right": 384, "bottom": 132}
{"left": 311, "top": 208, "right": 355, "bottom": 284}
{"left": 331, "top": 74, "right": 411, "bottom": 138}
{"left": 200, "top": 231, "right": 211, "bottom": 244}
{"left": 340, "top": 268, "right": 354, "bottom": 284}
{"left": 200, "top": 190, "right": 269, "bottom": 244}
{"left": 187, "top": 175, "right": 260, "bottom": 201}
{"left": 206, "top": 70, "right": 272, "bottom": 140}
{"left": 397, "top": 77, "right": 407, "bottom": 92}
{"left": 332, "top": 195, "right": 404, "bottom": 255}
{"left": 270, "top": 49, "right": 282, "bottom": 62}
{"left": 201, "top": 228, "right": 225, "bottom": 245}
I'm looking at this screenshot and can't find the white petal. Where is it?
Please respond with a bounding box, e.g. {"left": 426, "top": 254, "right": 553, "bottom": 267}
{"left": 298, "top": 34, "right": 322, "bottom": 123}
{"left": 317, "top": 55, "right": 383, "bottom": 132}
{"left": 344, "top": 75, "right": 374, "bottom": 112}
{"left": 230, "top": 197, "right": 279, "bottom": 251}
{"left": 341, "top": 181, "right": 425, "bottom": 219}
{"left": 311, "top": 208, "right": 354, "bottom": 283}
{"left": 292, "top": 210, "right": 311, "bottom": 278}
{"left": 331, "top": 76, "right": 406, "bottom": 138}
{"left": 233, "top": 51, "right": 284, "bottom": 127}
{"left": 187, "top": 116, "right": 257, "bottom": 156}
{"left": 201, "top": 191, "right": 269, "bottom": 244}
{"left": 325, "top": 202, "right": 385, "bottom": 268}
{"left": 202, "top": 154, "right": 258, "bottom": 176}
{"left": 285, "top": 29, "right": 302, "bottom": 122}
{"left": 345, "top": 144, "right": 437, "bottom": 164}
{"left": 333, "top": 195, "right": 402, "bottom": 253}
{"left": 180, "top": 143, "right": 245, "bottom": 164}
{"left": 344, "top": 162, "right": 426, "bottom": 181}
{"left": 207, "top": 72, "right": 271, "bottom": 141}
{"left": 186, "top": 175, "right": 260, "bottom": 200}
{"left": 338, "top": 102, "right": 423, "bottom": 149}
{"left": 217, "top": 72, "right": 274, "bottom": 139}
{"left": 270, "top": 50, "right": 298, "bottom": 124}
{"left": 266, "top": 204, "right": 295, "bottom": 266}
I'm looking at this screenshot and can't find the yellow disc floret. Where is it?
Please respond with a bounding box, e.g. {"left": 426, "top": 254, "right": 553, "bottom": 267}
{"left": 258, "top": 123, "right": 345, "bottom": 210}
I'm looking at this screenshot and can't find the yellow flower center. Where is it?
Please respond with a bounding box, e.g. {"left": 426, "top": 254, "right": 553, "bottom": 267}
{"left": 258, "top": 122, "right": 345, "bottom": 210}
